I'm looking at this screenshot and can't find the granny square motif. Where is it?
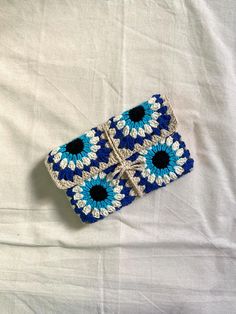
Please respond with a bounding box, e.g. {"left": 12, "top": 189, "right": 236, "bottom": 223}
{"left": 45, "top": 94, "right": 194, "bottom": 223}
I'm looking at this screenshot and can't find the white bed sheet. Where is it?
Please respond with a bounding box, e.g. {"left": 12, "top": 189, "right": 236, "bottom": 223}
{"left": 0, "top": 0, "right": 236, "bottom": 313}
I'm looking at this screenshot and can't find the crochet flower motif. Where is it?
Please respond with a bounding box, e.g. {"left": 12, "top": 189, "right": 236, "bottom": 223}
{"left": 135, "top": 132, "right": 194, "bottom": 193}
{"left": 66, "top": 172, "right": 135, "bottom": 223}
{"left": 108, "top": 94, "right": 172, "bottom": 150}
{"left": 47, "top": 128, "right": 111, "bottom": 182}
{"left": 52, "top": 131, "right": 99, "bottom": 167}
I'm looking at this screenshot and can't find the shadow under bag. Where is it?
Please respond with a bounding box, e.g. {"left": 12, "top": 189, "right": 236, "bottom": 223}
{"left": 45, "top": 93, "right": 194, "bottom": 223}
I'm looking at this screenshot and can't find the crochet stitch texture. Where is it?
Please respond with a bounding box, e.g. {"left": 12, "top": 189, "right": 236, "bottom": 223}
{"left": 45, "top": 93, "right": 194, "bottom": 223}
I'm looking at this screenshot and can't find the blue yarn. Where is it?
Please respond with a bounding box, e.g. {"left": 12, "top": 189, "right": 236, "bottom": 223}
{"left": 96, "top": 149, "right": 110, "bottom": 163}
{"left": 119, "top": 135, "right": 135, "bottom": 150}
{"left": 179, "top": 141, "right": 186, "bottom": 149}
{"left": 128, "top": 152, "right": 139, "bottom": 162}
{"left": 144, "top": 181, "right": 156, "bottom": 193}
{"left": 58, "top": 168, "right": 74, "bottom": 181}
{"left": 104, "top": 164, "right": 117, "bottom": 174}
{"left": 66, "top": 188, "right": 74, "bottom": 197}
{"left": 153, "top": 127, "right": 161, "bottom": 136}
{"left": 183, "top": 150, "right": 190, "bottom": 158}
{"left": 121, "top": 195, "right": 135, "bottom": 206}
{"left": 53, "top": 162, "right": 60, "bottom": 172}
{"left": 74, "top": 168, "right": 82, "bottom": 176}
{"left": 145, "top": 133, "right": 153, "bottom": 141}
{"left": 183, "top": 158, "right": 194, "bottom": 172}
{"left": 172, "top": 132, "right": 181, "bottom": 142}
{"left": 152, "top": 94, "right": 164, "bottom": 104}
{"left": 70, "top": 199, "right": 77, "bottom": 206}
{"left": 48, "top": 155, "right": 53, "bottom": 163}
{"left": 46, "top": 94, "right": 194, "bottom": 223}
{"left": 158, "top": 106, "right": 168, "bottom": 114}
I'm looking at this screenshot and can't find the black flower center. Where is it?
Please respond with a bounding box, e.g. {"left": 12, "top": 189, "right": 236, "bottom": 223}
{"left": 129, "top": 105, "right": 145, "bottom": 122}
{"left": 66, "top": 138, "right": 84, "bottom": 155}
{"left": 152, "top": 151, "right": 170, "bottom": 169}
{"left": 90, "top": 185, "right": 108, "bottom": 201}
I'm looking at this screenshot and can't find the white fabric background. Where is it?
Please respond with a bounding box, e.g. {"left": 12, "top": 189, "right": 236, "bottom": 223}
{"left": 0, "top": 0, "right": 236, "bottom": 313}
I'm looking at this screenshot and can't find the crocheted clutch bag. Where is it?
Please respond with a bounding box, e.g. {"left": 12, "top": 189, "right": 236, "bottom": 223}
{"left": 45, "top": 94, "right": 194, "bottom": 223}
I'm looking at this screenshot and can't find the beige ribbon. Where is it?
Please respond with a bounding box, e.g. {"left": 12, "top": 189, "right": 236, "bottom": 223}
{"left": 102, "top": 124, "right": 145, "bottom": 197}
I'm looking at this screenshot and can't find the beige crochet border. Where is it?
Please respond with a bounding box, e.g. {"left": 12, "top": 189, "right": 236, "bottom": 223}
{"left": 45, "top": 95, "right": 177, "bottom": 190}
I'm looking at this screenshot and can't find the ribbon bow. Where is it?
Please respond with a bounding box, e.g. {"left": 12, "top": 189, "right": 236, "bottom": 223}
{"left": 103, "top": 124, "right": 145, "bottom": 197}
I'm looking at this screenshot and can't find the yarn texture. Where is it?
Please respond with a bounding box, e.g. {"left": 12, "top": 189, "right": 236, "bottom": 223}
{"left": 45, "top": 93, "right": 194, "bottom": 223}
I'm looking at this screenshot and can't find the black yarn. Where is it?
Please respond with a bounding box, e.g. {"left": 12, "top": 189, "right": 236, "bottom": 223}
{"left": 152, "top": 151, "right": 170, "bottom": 169}
{"left": 129, "top": 105, "right": 145, "bottom": 122}
{"left": 66, "top": 138, "right": 84, "bottom": 154}
{"left": 90, "top": 185, "right": 108, "bottom": 201}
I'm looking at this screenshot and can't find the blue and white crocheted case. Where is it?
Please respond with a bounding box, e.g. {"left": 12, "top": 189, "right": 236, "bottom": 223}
{"left": 45, "top": 94, "right": 194, "bottom": 223}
